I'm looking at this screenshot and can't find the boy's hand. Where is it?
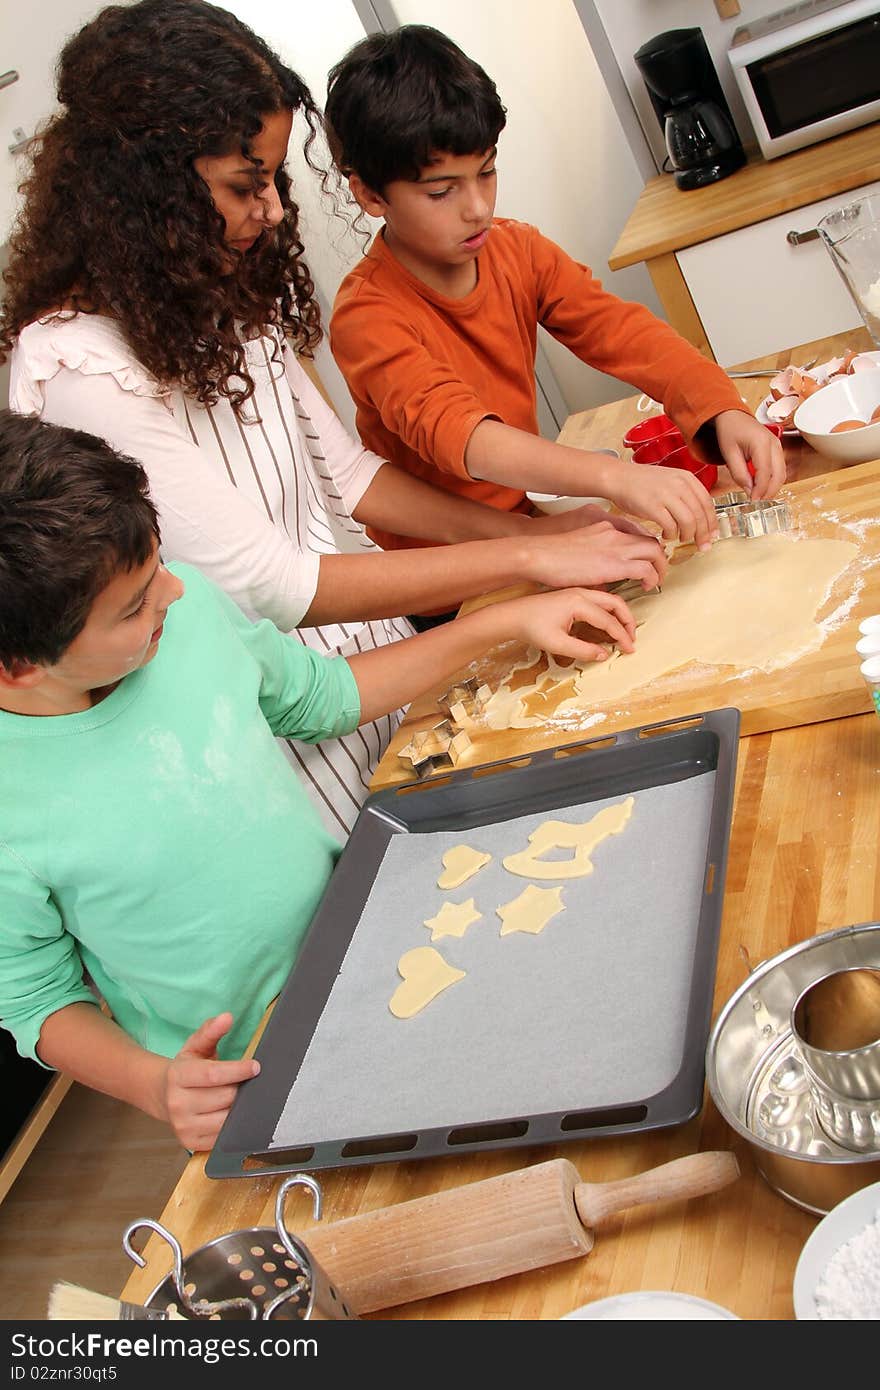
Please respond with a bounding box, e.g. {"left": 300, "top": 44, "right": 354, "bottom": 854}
{"left": 162, "top": 1012, "right": 260, "bottom": 1152}
{"left": 713, "top": 410, "right": 786, "bottom": 500}
{"left": 527, "top": 520, "right": 668, "bottom": 593}
{"left": 502, "top": 586, "right": 637, "bottom": 661}
{"left": 604, "top": 461, "right": 718, "bottom": 551}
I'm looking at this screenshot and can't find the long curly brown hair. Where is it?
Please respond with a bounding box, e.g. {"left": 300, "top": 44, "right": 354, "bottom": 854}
{"left": 0, "top": 0, "right": 323, "bottom": 414}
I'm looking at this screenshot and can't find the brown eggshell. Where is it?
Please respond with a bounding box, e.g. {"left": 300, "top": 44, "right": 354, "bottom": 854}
{"left": 829, "top": 418, "right": 868, "bottom": 432}
{"left": 769, "top": 367, "right": 795, "bottom": 401}
{"left": 871, "top": 403, "right": 880, "bottom": 422}
{"left": 766, "top": 393, "right": 800, "bottom": 428}
{"left": 798, "top": 376, "right": 823, "bottom": 398}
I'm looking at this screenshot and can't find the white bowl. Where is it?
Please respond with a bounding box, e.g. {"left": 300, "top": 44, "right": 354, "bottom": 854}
{"left": 526, "top": 492, "right": 612, "bottom": 515}
{"left": 793, "top": 370, "right": 880, "bottom": 464}
{"left": 562, "top": 1291, "right": 739, "bottom": 1320}
{"left": 793, "top": 1179, "right": 880, "bottom": 1319}
{"left": 527, "top": 447, "right": 620, "bottom": 514}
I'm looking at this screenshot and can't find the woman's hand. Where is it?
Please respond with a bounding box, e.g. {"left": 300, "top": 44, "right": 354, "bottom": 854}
{"left": 162, "top": 1012, "right": 260, "bottom": 1152}
{"left": 713, "top": 410, "right": 786, "bottom": 499}
{"left": 603, "top": 460, "right": 718, "bottom": 551}
{"left": 526, "top": 520, "right": 668, "bottom": 593}
{"left": 500, "top": 586, "right": 637, "bottom": 663}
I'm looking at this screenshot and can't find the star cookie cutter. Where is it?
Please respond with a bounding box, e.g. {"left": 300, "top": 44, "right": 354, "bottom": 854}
{"left": 397, "top": 718, "right": 473, "bottom": 779}
{"left": 437, "top": 676, "right": 492, "bottom": 724}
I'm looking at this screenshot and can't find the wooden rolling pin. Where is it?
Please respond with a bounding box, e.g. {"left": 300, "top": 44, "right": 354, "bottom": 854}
{"left": 300, "top": 1151, "right": 739, "bottom": 1314}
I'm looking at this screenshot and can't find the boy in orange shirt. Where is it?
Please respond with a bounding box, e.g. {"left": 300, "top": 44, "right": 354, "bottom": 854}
{"left": 326, "top": 25, "right": 784, "bottom": 568}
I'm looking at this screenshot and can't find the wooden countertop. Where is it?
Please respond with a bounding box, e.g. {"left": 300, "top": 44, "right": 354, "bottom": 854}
{"left": 558, "top": 327, "right": 872, "bottom": 456}
{"left": 120, "top": 713, "right": 880, "bottom": 1321}
{"left": 609, "top": 121, "right": 880, "bottom": 270}
{"left": 120, "top": 331, "right": 880, "bottom": 1321}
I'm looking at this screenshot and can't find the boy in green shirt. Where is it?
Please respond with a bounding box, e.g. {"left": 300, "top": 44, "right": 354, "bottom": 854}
{"left": 0, "top": 412, "right": 634, "bottom": 1150}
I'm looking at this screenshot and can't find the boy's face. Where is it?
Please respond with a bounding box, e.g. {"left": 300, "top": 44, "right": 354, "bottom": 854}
{"left": 44, "top": 542, "right": 183, "bottom": 707}
{"left": 356, "top": 148, "right": 498, "bottom": 288}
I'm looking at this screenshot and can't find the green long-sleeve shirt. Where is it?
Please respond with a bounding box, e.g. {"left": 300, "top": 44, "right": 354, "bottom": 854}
{"left": 0, "top": 563, "right": 360, "bottom": 1065}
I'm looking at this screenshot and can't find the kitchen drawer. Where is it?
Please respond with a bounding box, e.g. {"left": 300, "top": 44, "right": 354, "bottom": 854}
{"left": 676, "top": 180, "right": 880, "bottom": 365}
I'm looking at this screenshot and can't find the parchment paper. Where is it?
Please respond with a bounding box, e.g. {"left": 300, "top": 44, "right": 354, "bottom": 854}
{"left": 270, "top": 771, "right": 716, "bottom": 1148}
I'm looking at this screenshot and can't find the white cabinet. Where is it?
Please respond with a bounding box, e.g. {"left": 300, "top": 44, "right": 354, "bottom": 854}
{"left": 676, "top": 181, "right": 880, "bottom": 365}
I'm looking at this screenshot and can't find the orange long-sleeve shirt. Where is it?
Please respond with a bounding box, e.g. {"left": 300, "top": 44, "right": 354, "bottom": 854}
{"left": 330, "top": 218, "right": 748, "bottom": 552}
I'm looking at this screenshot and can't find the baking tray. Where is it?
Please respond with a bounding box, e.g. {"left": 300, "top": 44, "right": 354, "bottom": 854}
{"left": 207, "top": 708, "right": 740, "bottom": 1179}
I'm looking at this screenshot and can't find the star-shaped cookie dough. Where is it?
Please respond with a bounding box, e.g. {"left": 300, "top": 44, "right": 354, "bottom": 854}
{"left": 496, "top": 884, "right": 566, "bottom": 937}
{"left": 424, "top": 898, "right": 482, "bottom": 941}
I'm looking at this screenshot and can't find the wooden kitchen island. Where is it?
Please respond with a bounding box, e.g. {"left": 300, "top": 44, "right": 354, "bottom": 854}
{"left": 120, "top": 332, "right": 880, "bottom": 1321}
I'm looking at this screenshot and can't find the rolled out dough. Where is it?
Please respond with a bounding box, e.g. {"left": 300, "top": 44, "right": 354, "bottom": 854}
{"left": 389, "top": 947, "right": 466, "bottom": 1018}
{"left": 481, "top": 535, "right": 858, "bottom": 730}
{"left": 437, "top": 844, "right": 492, "bottom": 888}
{"left": 497, "top": 884, "right": 566, "bottom": 937}
{"left": 503, "top": 797, "right": 634, "bottom": 879}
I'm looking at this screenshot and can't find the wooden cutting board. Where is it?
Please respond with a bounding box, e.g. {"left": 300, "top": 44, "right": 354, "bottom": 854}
{"left": 381, "top": 459, "right": 880, "bottom": 785}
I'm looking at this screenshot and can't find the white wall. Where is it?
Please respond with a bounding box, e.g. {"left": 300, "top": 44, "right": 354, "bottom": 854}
{"left": 0, "top": 0, "right": 116, "bottom": 239}
{"left": 593, "top": 0, "right": 804, "bottom": 171}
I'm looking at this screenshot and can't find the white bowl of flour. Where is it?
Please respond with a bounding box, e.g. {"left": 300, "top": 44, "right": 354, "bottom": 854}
{"left": 563, "top": 1291, "right": 739, "bottom": 1319}
{"left": 794, "top": 1180, "right": 880, "bottom": 1319}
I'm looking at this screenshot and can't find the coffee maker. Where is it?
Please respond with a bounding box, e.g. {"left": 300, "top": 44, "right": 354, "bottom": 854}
{"left": 634, "top": 28, "right": 746, "bottom": 191}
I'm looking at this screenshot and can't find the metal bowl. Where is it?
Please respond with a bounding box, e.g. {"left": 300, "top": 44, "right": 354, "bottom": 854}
{"left": 706, "top": 921, "right": 880, "bottom": 1215}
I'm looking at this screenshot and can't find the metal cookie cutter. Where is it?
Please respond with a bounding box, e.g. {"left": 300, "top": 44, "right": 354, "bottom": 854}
{"left": 714, "top": 491, "right": 794, "bottom": 539}
{"left": 398, "top": 717, "right": 472, "bottom": 779}
{"left": 125, "top": 1174, "right": 356, "bottom": 1320}
{"left": 437, "top": 675, "right": 492, "bottom": 724}
{"left": 607, "top": 578, "right": 661, "bottom": 605}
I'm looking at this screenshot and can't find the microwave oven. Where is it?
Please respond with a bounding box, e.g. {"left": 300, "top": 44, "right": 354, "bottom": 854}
{"left": 728, "top": 0, "right": 880, "bottom": 160}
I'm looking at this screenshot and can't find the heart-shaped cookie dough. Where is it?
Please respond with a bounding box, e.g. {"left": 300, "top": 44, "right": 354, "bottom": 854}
{"left": 389, "top": 947, "right": 466, "bottom": 1018}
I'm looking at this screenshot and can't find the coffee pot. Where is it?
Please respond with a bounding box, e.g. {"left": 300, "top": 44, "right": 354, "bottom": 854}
{"left": 663, "top": 92, "right": 746, "bottom": 190}
{"left": 635, "top": 28, "right": 746, "bottom": 192}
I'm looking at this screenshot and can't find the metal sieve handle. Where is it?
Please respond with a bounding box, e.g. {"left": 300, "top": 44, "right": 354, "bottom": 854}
{"left": 122, "top": 1217, "right": 258, "bottom": 1319}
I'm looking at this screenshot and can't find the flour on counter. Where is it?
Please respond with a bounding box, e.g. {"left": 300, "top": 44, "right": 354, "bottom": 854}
{"left": 815, "top": 1207, "right": 880, "bottom": 1319}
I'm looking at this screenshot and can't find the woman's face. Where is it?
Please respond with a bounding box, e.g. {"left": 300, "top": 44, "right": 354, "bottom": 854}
{"left": 194, "top": 108, "right": 293, "bottom": 253}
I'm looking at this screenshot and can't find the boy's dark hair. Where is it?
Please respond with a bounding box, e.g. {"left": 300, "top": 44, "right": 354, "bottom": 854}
{"left": 0, "top": 411, "right": 160, "bottom": 668}
{"left": 325, "top": 24, "right": 507, "bottom": 193}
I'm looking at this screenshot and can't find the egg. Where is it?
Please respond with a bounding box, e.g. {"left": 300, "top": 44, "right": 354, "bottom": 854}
{"left": 872, "top": 404, "right": 880, "bottom": 423}
{"left": 829, "top": 418, "right": 868, "bottom": 432}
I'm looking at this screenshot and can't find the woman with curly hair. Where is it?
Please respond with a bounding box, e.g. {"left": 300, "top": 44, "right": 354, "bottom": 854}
{"left": 3, "top": 0, "right": 663, "bottom": 834}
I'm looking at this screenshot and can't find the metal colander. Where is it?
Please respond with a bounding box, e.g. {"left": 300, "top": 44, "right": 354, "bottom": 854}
{"left": 124, "top": 1174, "right": 356, "bottom": 1320}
